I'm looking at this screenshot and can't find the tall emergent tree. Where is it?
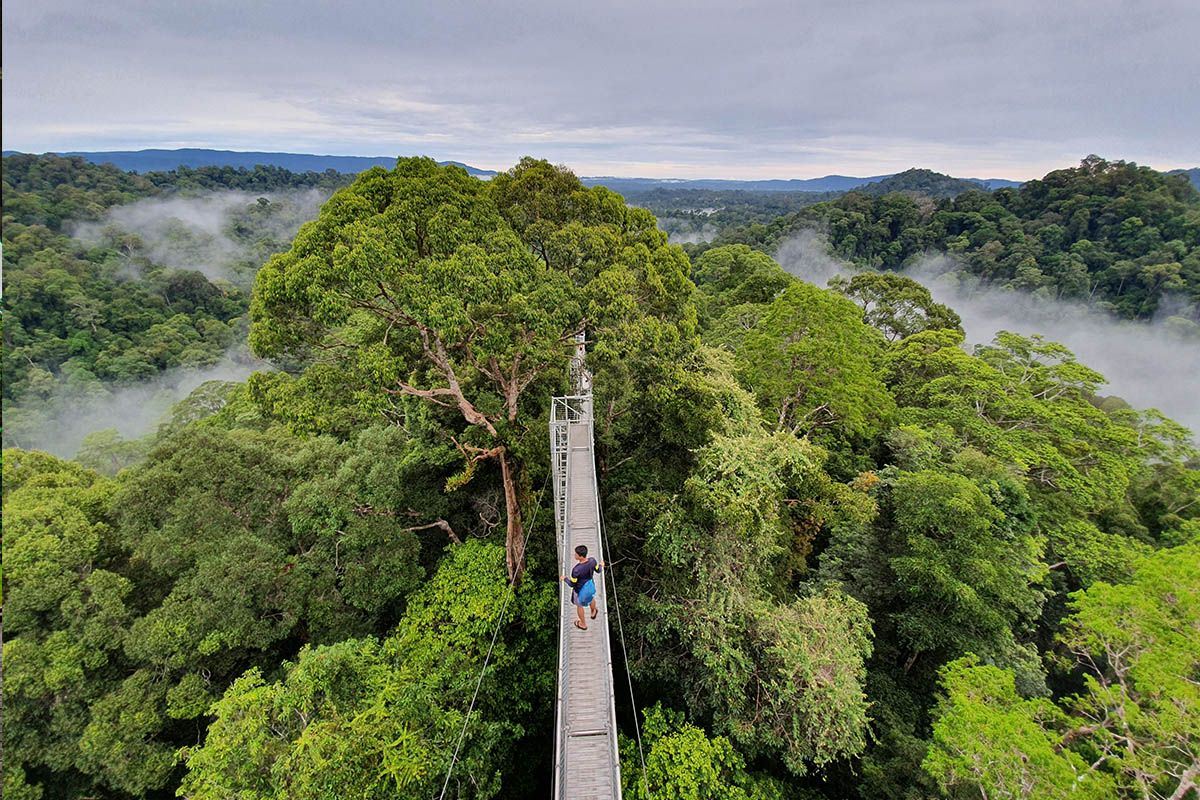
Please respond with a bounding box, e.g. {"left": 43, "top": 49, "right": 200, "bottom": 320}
{"left": 250, "top": 158, "right": 582, "bottom": 581}
{"left": 250, "top": 157, "right": 693, "bottom": 582}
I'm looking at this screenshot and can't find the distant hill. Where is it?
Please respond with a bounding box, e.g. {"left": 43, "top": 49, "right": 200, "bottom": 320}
{"left": 1168, "top": 167, "right": 1200, "bottom": 188}
{"left": 861, "top": 168, "right": 989, "bottom": 198}
{"left": 1, "top": 148, "right": 498, "bottom": 177}
{"left": 582, "top": 174, "right": 893, "bottom": 194}
{"left": 966, "top": 177, "right": 1023, "bottom": 190}
{"left": 584, "top": 173, "right": 1021, "bottom": 194}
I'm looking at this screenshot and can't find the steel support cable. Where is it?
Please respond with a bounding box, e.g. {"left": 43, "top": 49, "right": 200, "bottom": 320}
{"left": 437, "top": 477, "right": 549, "bottom": 800}
{"left": 596, "top": 483, "right": 649, "bottom": 797}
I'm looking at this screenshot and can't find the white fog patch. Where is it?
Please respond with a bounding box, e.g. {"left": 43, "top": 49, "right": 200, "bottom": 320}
{"left": 658, "top": 216, "right": 719, "bottom": 245}
{"left": 773, "top": 229, "right": 850, "bottom": 286}
{"left": 1, "top": 353, "right": 269, "bottom": 458}
{"left": 908, "top": 255, "right": 1200, "bottom": 434}
{"left": 73, "top": 188, "right": 329, "bottom": 282}
{"left": 668, "top": 225, "right": 719, "bottom": 245}
{"left": 771, "top": 231, "right": 1200, "bottom": 435}
{"left": 9, "top": 188, "right": 329, "bottom": 458}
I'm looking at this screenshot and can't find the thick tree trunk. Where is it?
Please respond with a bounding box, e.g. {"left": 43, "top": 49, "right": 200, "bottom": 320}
{"left": 498, "top": 448, "right": 525, "bottom": 585}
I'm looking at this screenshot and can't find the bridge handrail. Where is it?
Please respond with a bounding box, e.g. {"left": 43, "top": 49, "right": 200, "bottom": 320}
{"left": 550, "top": 407, "right": 571, "bottom": 799}
{"left": 585, "top": 406, "right": 623, "bottom": 796}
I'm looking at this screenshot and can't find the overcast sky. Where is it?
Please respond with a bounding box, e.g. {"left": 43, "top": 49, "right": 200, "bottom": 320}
{"left": 4, "top": 0, "right": 1198, "bottom": 179}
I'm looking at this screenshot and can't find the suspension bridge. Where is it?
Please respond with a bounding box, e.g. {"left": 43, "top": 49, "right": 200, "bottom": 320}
{"left": 549, "top": 335, "right": 623, "bottom": 799}
{"left": 440, "top": 334, "right": 630, "bottom": 799}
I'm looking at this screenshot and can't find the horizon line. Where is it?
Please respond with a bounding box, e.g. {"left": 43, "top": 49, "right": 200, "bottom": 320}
{"left": 5, "top": 144, "right": 1195, "bottom": 184}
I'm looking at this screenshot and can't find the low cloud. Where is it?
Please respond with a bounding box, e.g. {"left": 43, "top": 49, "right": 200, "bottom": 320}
{"left": 774, "top": 229, "right": 850, "bottom": 287}
{"left": 2, "top": 352, "right": 267, "bottom": 458}
{"left": 73, "top": 189, "right": 328, "bottom": 282}
{"left": 660, "top": 216, "right": 720, "bottom": 244}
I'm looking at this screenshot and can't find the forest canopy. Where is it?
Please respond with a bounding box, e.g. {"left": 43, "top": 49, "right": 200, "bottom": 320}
{"left": 2, "top": 154, "right": 1198, "bottom": 800}
{"left": 1, "top": 155, "right": 354, "bottom": 455}
{"left": 700, "top": 156, "right": 1200, "bottom": 320}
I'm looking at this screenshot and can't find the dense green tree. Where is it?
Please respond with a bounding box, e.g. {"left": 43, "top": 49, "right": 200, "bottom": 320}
{"left": 727, "top": 282, "right": 895, "bottom": 443}
{"left": 179, "top": 540, "right": 555, "bottom": 800}
{"left": 112, "top": 425, "right": 441, "bottom": 654}
{"left": 249, "top": 157, "right": 581, "bottom": 581}
{"left": 926, "top": 543, "right": 1200, "bottom": 800}
{"left": 691, "top": 244, "right": 793, "bottom": 320}
{"left": 696, "top": 157, "right": 1200, "bottom": 320}
{"left": 882, "top": 469, "right": 1044, "bottom": 664}
{"left": 73, "top": 429, "right": 153, "bottom": 476}
{"left": 250, "top": 156, "right": 694, "bottom": 582}
{"left": 615, "top": 349, "right": 875, "bottom": 776}
{"left": 884, "top": 329, "right": 1140, "bottom": 519}
{"left": 1, "top": 450, "right": 131, "bottom": 798}
{"left": 489, "top": 155, "right": 602, "bottom": 263}
{"left": 621, "top": 705, "right": 786, "bottom": 800}
{"left": 1, "top": 420, "right": 470, "bottom": 798}
{"left": 830, "top": 271, "right": 962, "bottom": 341}
{"left": 925, "top": 658, "right": 1117, "bottom": 800}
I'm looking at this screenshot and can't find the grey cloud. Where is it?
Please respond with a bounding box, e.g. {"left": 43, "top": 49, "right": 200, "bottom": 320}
{"left": 3, "top": 0, "right": 1199, "bottom": 176}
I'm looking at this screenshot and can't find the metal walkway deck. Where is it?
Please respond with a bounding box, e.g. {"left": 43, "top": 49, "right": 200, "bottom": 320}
{"left": 550, "top": 337, "right": 621, "bottom": 798}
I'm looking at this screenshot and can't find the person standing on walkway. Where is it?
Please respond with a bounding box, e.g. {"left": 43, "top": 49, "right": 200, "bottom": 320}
{"left": 561, "top": 545, "right": 603, "bottom": 630}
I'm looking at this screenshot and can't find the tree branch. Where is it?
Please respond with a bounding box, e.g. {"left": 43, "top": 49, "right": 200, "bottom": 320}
{"left": 402, "top": 519, "right": 463, "bottom": 545}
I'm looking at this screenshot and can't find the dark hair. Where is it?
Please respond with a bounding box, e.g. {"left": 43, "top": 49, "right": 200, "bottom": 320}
{"left": 574, "top": 545, "right": 588, "bottom": 558}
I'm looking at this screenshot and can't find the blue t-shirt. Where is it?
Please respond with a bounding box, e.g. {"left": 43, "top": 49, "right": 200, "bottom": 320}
{"left": 566, "top": 557, "right": 600, "bottom": 591}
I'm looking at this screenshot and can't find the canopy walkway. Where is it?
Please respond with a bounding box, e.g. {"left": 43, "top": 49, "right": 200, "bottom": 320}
{"left": 550, "top": 336, "right": 622, "bottom": 799}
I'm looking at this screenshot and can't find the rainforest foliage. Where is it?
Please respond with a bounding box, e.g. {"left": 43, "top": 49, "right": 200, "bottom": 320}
{"left": 703, "top": 156, "right": 1200, "bottom": 320}
{"left": 2, "top": 155, "right": 1198, "bottom": 800}
{"left": 1, "top": 154, "right": 351, "bottom": 406}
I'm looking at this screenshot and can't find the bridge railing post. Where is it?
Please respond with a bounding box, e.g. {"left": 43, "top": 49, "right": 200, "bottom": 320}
{"left": 550, "top": 398, "right": 572, "bottom": 800}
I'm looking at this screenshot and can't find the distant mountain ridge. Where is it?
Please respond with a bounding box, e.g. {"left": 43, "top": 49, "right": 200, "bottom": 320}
{"left": 584, "top": 173, "right": 1023, "bottom": 193}
{"left": 0, "top": 148, "right": 499, "bottom": 177}
{"left": 3, "top": 148, "right": 1027, "bottom": 193}
{"left": 1168, "top": 167, "right": 1200, "bottom": 188}
{"left": 580, "top": 174, "right": 895, "bottom": 193}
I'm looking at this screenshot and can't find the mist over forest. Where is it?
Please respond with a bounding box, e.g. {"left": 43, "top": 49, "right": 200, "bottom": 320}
{"left": 2, "top": 354, "right": 265, "bottom": 458}
{"left": 71, "top": 188, "right": 329, "bottom": 283}
{"left": 2, "top": 156, "right": 346, "bottom": 457}
{"left": 773, "top": 231, "right": 1200, "bottom": 433}
{"left": 908, "top": 256, "right": 1200, "bottom": 432}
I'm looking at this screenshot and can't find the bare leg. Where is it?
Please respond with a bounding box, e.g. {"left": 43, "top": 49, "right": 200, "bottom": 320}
{"left": 576, "top": 604, "right": 587, "bottom": 629}
{"left": 590, "top": 598, "right": 598, "bottom": 619}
